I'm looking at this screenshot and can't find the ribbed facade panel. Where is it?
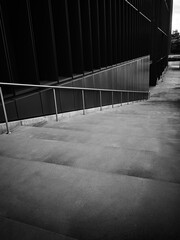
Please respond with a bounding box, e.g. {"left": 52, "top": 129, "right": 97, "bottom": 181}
{"left": 0, "top": 0, "right": 173, "bottom": 122}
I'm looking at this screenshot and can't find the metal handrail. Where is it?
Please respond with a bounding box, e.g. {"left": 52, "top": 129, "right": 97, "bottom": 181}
{"left": 0, "top": 82, "right": 148, "bottom": 93}
{"left": 0, "top": 81, "right": 149, "bottom": 134}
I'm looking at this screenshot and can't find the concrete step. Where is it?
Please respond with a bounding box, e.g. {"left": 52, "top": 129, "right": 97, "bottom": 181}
{"left": 11, "top": 124, "right": 180, "bottom": 152}
{"left": 56, "top": 105, "right": 180, "bottom": 125}
{"left": 0, "top": 216, "right": 77, "bottom": 240}
{"left": 42, "top": 118, "right": 180, "bottom": 137}
{"left": 0, "top": 156, "right": 180, "bottom": 240}
{"left": 0, "top": 134, "right": 180, "bottom": 183}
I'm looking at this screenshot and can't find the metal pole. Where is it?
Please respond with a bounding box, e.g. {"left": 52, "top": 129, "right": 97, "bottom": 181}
{"left": 0, "top": 87, "right": 10, "bottom": 134}
{"left": 0, "top": 82, "right": 149, "bottom": 95}
{"left": 112, "top": 91, "right": 114, "bottom": 108}
{"left": 53, "top": 88, "right": 58, "bottom": 121}
{"left": 99, "top": 91, "right": 102, "bottom": 111}
{"left": 82, "top": 90, "right": 85, "bottom": 115}
{"left": 121, "top": 91, "right": 122, "bottom": 106}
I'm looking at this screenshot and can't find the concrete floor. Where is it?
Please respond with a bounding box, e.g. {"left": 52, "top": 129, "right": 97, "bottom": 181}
{"left": 0, "top": 62, "right": 180, "bottom": 239}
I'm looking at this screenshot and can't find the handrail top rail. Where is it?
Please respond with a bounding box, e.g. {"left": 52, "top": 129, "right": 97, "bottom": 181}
{"left": 0, "top": 82, "right": 149, "bottom": 94}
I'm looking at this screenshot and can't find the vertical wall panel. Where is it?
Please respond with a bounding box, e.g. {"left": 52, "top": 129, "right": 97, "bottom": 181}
{"left": 51, "top": 0, "right": 73, "bottom": 79}
{"left": 0, "top": 1, "right": 39, "bottom": 84}
{"left": 0, "top": 17, "right": 14, "bottom": 98}
{"left": 40, "top": 89, "right": 56, "bottom": 116}
{"left": 16, "top": 92, "right": 43, "bottom": 119}
{"left": 28, "top": 0, "right": 58, "bottom": 84}
{"left": 90, "top": 0, "right": 101, "bottom": 70}
{"left": 85, "top": 90, "right": 100, "bottom": 109}
{"left": 74, "top": 89, "right": 83, "bottom": 111}
{"left": 111, "top": 0, "right": 117, "bottom": 65}
{"left": 84, "top": 75, "right": 94, "bottom": 88}
{"left": 58, "top": 89, "right": 75, "bottom": 113}
{"left": 67, "top": 0, "right": 84, "bottom": 75}
{"left": 106, "top": 0, "right": 113, "bottom": 66}
{"left": 80, "top": 0, "right": 93, "bottom": 73}
{"left": 0, "top": 100, "right": 18, "bottom": 122}
{"left": 98, "top": 0, "right": 107, "bottom": 68}
{"left": 122, "top": 0, "right": 126, "bottom": 61}
{"left": 116, "top": 0, "right": 120, "bottom": 63}
{"left": 102, "top": 91, "right": 112, "bottom": 106}
{"left": 113, "top": 91, "right": 121, "bottom": 104}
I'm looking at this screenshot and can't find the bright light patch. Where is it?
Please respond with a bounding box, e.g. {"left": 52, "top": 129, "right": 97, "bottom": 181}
{"left": 172, "top": 0, "right": 180, "bottom": 32}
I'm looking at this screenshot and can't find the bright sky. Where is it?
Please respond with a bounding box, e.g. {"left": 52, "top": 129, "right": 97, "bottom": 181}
{"left": 172, "top": 0, "right": 180, "bottom": 32}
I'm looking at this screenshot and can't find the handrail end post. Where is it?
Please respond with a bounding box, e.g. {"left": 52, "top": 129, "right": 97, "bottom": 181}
{"left": 0, "top": 87, "right": 10, "bottom": 134}
{"left": 53, "top": 88, "right": 58, "bottom": 122}
{"left": 82, "top": 90, "right": 86, "bottom": 115}
{"left": 99, "top": 91, "right": 102, "bottom": 111}
{"left": 120, "top": 91, "right": 122, "bottom": 106}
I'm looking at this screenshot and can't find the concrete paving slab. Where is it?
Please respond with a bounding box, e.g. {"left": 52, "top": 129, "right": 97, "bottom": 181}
{"left": 0, "top": 136, "right": 180, "bottom": 183}
{"left": 42, "top": 119, "right": 180, "bottom": 140}
{"left": 0, "top": 157, "right": 180, "bottom": 240}
{"left": 0, "top": 216, "right": 77, "bottom": 240}
{"left": 10, "top": 125, "right": 180, "bottom": 158}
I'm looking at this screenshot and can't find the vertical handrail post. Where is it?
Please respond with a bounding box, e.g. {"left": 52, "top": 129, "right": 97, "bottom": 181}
{"left": 112, "top": 91, "right": 114, "bottom": 108}
{"left": 82, "top": 90, "right": 85, "bottom": 115}
{"left": 133, "top": 92, "right": 134, "bottom": 103}
{"left": 121, "top": 91, "right": 122, "bottom": 106}
{"left": 53, "top": 88, "right": 58, "bottom": 121}
{"left": 0, "top": 87, "right": 10, "bottom": 134}
{"left": 99, "top": 90, "right": 102, "bottom": 111}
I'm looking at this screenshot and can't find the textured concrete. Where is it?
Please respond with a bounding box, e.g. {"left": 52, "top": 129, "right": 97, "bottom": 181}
{"left": 0, "top": 62, "right": 180, "bottom": 239}
{"left": 0, "top": 156, "right": 180, "bottom": 240}
{"left": 0, "top": 216, "right": 77, "bottom": 240}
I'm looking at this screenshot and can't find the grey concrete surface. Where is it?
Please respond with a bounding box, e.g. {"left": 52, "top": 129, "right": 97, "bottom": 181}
{"left": 0, "top": 216, "right": 77, "bottom": 240}
{"left": 0, "top": 62, "right": 180, "bottom": 239}
{"left": 0, "top": 130, "right": 180, "bottom": 184}
{"left": 0, "top": 157, "right": 180, "bottom": 240}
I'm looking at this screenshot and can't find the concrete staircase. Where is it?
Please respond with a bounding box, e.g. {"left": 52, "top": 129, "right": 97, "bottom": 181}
{"left": 0, "top": 64, "right": 180, "bottom": 239}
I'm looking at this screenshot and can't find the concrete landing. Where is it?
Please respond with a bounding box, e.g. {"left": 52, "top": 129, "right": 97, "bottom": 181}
{"left": 0, "top": 62, "right": 180, "bottom": 239}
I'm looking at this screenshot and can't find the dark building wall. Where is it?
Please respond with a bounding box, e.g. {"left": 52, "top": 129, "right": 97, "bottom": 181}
{"left": 0, "top": 0, "right": 173, "bottom": 123}
{"left": 150, "top": 0, "right": 173, "bottom": 86}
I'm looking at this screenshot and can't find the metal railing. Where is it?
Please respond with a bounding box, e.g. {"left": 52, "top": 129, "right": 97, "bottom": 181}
{"left": 0, "top": 82, "right": 149, "bottom": 134}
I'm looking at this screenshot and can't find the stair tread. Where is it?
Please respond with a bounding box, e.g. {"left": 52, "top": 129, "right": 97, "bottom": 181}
{"left": 0, "top": 156, "right": 180, "bottom": 240}
{"left": 0, "top": 134, "right": 180, "bottom": 184}
{"left": 0, "top": 215, "right": 77, "bottom": 240}
{"left": 5, "top": 125, "right": 178, "bottom": 155}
